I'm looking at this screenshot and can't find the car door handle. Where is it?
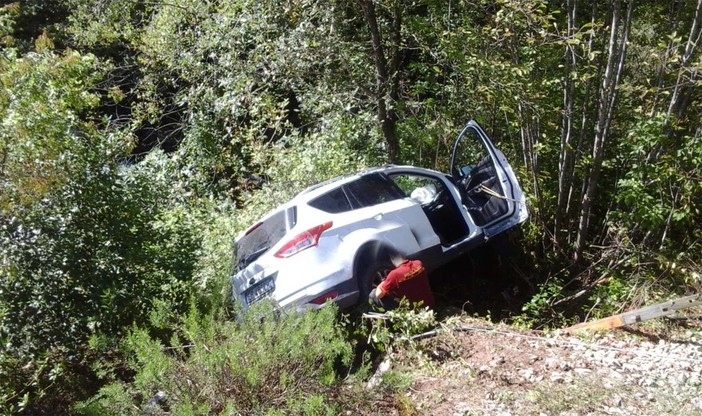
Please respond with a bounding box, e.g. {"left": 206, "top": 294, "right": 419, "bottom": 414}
{"left": 373, "top": 213, "right": 383, "bottom": 221}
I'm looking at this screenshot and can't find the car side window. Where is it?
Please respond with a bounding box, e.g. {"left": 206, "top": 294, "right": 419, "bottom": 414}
{"left": 452, "top": 127, "right": 490, "bottom": 178}
{"left": 345, "top": 173, "right": 404, "bottom": 208}
{"left": 388, "top": 174, "right": 446, "bottom": 205}
{"left": 308, "top": 188, "right": 353, "bottom": 213}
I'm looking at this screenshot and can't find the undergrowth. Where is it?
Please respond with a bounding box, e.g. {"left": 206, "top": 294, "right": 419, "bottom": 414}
{"left": 76, "top": 302, "right": 356, "bottom": 415}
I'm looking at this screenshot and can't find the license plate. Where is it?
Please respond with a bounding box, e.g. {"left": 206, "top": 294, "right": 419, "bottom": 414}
{"left": 245, "top": 278, "right": 275, "bottom": 305}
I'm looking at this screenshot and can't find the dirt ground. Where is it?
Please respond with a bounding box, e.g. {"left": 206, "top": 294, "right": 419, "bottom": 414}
{"left": 357, "top": 237, "right": 702, "bottom": 415}
{"left": 378, "top": 314, "right": 702, "bottom": 416}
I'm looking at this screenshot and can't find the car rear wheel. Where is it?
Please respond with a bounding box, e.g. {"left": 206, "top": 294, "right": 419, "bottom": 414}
{"left": 358, "top": 258, "right": 393, "bottom": 305}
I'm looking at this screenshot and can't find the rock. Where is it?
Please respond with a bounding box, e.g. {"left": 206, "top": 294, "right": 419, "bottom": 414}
{"left": 550, "top": 372, "right": 566, "bottom": 383}
{"left": 490, "top": 356, "right": 506, "bottom": 366}
{"left": 452, "top": 401, "right": 471, "bottom": 416}
{"left": 519, "top": 368, "right": 534, "bottom": 381}
{"left": 366, "top": 358, "right": 391, "bottom": 389}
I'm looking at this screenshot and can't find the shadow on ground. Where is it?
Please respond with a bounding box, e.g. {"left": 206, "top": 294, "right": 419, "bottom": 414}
{"left": 429, "top": 232, "right": 535, "bottom": 321}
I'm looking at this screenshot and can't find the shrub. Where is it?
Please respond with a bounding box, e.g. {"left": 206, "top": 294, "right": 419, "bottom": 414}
{"left": 0, "top": 153, "right": 205, "bottom": 412}
{"left": 76, "top": 302, "right": 354, "bottom": 415}
{"left": 359, "top": 300, "right": 437, "bottom": 353}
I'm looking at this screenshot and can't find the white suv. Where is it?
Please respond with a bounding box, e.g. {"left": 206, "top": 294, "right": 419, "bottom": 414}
{"left": 230, "top": 120, "right": 528, "bottom": 311}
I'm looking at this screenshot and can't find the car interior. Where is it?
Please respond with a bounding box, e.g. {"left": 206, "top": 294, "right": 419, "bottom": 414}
{"left": 389, "top": 174, "right": 470, "bottom": 246}
{"left": 458, "top": 156, "right": 509, "bottom": 226}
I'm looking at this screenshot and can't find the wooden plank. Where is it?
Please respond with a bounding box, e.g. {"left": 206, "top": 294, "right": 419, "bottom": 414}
{"left": 564, "top": 294, "right": 702, "bottom": 334}
{"left": 565, "top": 315, "right": 626, "bottom": 333}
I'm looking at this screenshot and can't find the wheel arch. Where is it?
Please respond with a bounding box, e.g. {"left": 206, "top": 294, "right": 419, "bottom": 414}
{"left": 352, "top": 241, "right": 392, "bottom": 278}
{"left": 352, "top": 241, "right": 401, "bottom": 302}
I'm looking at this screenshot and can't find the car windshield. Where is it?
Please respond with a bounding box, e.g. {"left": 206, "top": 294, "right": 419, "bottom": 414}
{"left": 235, "top": 210, "right": 288, "bottom": 270}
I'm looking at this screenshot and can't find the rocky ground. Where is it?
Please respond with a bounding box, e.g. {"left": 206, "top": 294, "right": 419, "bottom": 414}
{"left": 381, "top": 314, "right": 702, "bottom": 415}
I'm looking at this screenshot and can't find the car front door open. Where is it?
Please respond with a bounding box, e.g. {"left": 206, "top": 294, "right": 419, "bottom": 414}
{"left": 449, "top": 120, "right": 528, "bottom": 237}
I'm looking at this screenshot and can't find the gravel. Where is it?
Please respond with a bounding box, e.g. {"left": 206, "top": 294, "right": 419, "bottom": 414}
{"left": 401, "top": 319, "right": 702, "bottom": 415}
{"left": 551, "top": 330, "right": 702, "bottom": 415}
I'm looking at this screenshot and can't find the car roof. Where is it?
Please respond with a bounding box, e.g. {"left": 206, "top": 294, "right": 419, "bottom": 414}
{"left": 238, "top": 164, "right": 443, "bottom": 238}
{"left": 293, "top": 164, "right": 447, "bottom": 202}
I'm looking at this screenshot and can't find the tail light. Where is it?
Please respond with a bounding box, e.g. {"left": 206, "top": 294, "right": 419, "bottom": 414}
{"left": 274, "top": 221, "right": 333, "bottom": 258}
{"left": 310, "top": 291, "right": 338, "bottom": 305}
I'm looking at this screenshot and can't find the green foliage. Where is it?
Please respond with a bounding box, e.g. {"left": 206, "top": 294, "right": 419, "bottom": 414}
{"left": 0, "top": 49, "right": 106, "bottom": 211}
{"left": 2, "top": 0, "right": 702, "bottom": 411}
{"left": 584, "top": 228, "right": 702, "bottom": 320}
{"left": 517, "top": 225, "right": 702, "bottom": 327}
{"left": 120, "top": 150, "right": 241, "bottom": 315}
{"left": 0, "top": 48, "right": 209, "bottom": 413}
{"left": 67, "top": 0, "right": 385, "bottom": 197}
{"left": 1, "top": 159, "right": 194, "bottom": 348}
{"left": 77, "top": 303, "right": 353, "bottom": 415}
{"left": 515, "top": 278, "right": 566, "bottom": 328}
{"left": 66, "top": 0, "right": 149, "bottom": 48}
{"left": 0, "top": 155, "right": 205, "bottom": 412}
{"left": 0, "top": 1, "right": 70, "bottom": 51}
{"left": 360, "top": 300, "right": 437, "bottom": 353}
{"left": 613, "top": 114, "right": 702, "bottom": 247}
{"left": 0, "top": 3, "right": 19, "bottom": 46}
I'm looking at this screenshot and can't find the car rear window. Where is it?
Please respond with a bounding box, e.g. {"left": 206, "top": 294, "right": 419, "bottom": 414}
{"left": 235, "top": 209, "right": 290, "bottom": 270}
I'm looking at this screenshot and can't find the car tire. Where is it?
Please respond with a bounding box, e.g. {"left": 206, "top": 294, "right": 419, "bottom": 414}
{"left": 358, "top": 258, "right": 394, "bottom": 305}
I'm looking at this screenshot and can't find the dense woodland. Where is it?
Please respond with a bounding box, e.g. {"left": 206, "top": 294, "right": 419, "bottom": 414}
{"left": 1, "top": 0, "right": 701, "bottom": 413}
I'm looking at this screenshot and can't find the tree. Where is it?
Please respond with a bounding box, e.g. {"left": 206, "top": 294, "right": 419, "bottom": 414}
{"left": 0, "top": 47, "right": 200, "bottom": 414}
{"left": 356, "top": 0, "right": 403, "bottom": 163}
{"left": 573, "top": 0, "right": 634, "bottom": 263}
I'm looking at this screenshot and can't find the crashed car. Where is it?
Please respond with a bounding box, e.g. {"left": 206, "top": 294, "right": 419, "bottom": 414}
{"left": 230, "top": 120, "right": 528, "bottom": 311}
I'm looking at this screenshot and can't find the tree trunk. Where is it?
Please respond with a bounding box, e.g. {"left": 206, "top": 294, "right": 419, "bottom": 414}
{"left": 357, "top": 0, "right": 402, "bottom": 164}
{"left": 573, "top": 0, "right": 634, "bottom": 263}
{"left": 666, "top": 0, "right": 702, "bottom": 122}
{"left": 649, "top": 1, "right": 682, "bottom": 118}
{"left": 554, "top": 0, "right": 578, "bottom": 247}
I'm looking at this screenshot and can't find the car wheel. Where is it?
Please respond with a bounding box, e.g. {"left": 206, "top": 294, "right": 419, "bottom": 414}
{"left": 358, "top": 258, "right": 394, "bottom": 305}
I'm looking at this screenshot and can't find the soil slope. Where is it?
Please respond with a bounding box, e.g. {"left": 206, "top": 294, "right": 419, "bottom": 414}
{"left": 382, "top": 315, "right": 702, "bottom": 415}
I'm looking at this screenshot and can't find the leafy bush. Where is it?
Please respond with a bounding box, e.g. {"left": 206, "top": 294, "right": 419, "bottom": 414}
{"left": 613, "top": 114, "right": 702, "bottom": 247}
{"left": 76, "top": 303, "right": 353, "bottom": 415}
{"left": 0, "top": 49, "right": 207, "bottom": 413}
{"left": 515, "top": 278, "right": 567, "bottom": 328}
{"left": 359, "top": 300, "right": 437, "bottom": 353}
{"left": 0, "top": 154, "right": 205, "bottom": 412}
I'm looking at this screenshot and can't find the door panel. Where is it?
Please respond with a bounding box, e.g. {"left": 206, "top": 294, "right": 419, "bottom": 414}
{"left": 450, "top": 120, "right": 527, "bottom": 235}
{"left": 459, "top": 154, "right": 509, "bottom": 226}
